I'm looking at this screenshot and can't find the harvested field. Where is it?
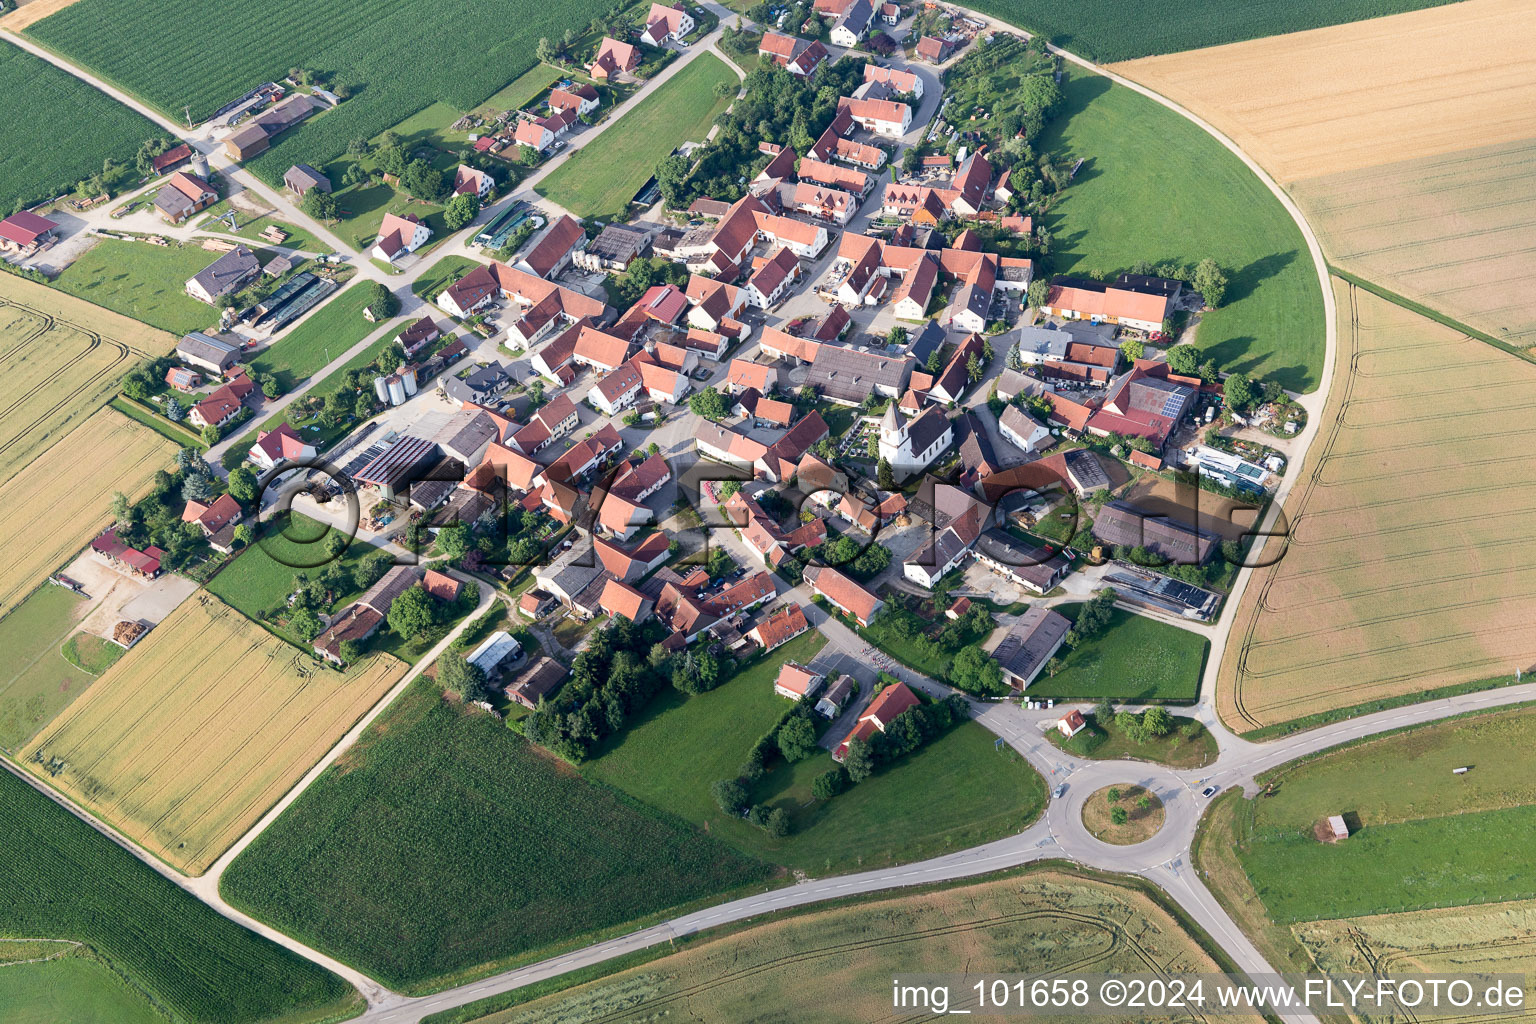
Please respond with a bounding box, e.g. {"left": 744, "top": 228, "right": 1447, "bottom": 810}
{"left": 1219, "top": 282, "right": 1536, "bottom": 732}
{"left": 457, "top": 870, "right": 1259, "bottom": 1024}
{"left": 1291, "top": 137, "right": 1536, "bottom": 347}
{"left": 0, "top": 270, "right": 174, "bottom": 355}
{"left": 0, "top": 406, "right": 174, "bottom": 620}
{"left": 23, "top": 594, "right": 406, "bottom": 874}
{"left": 0, "top": 297, "right": 137, "bottom": 481}
{"left": 1122, "top": 476, "right": 1260, "bottom": 543}
{"left": 1111, "top": 0, "right": 1536, "bottom": 182}
{"left": 1296, "top": 902, "right": 1536, "bottom": 1024}
{"left": 0, "top": 0, "right": 86, "bottom": 31}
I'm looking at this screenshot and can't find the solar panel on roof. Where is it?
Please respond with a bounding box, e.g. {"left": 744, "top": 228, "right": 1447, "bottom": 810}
{"left": 1160, "top": 393, "right": 1184, "bottom": 417}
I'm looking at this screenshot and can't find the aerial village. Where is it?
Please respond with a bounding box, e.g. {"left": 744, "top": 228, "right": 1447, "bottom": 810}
{"left": 4, "top": 0, "right": 1303, "bottom": 811}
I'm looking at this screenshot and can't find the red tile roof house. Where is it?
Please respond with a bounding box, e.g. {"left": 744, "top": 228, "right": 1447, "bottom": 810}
{"left": 91, "top": 530, "right": 164, "bottom": 579}
{"left": 514, "top": 118, "right": 556, "bottom": 152}
{"left": 397, "top": 316, "right": 441, "bottom": 358}
{"left": 748, "top": 604, "right": 810, "bottom": 653}
{"left": 833, "top": 680, "right": 920, "bottom": 761}
{"left": 804, "top": 565, "right": 885, "bottom": 626}
{"left": 452, "top": 164, "right": 494, "bottom": 199}
{"left": 599, "top": 577, "right": 653, "bottom": 623}
{"left": 247, "top": 422, "right": 316, "bottom": 473}
{"left": 723, "top": 358, "right": 778, "bottom": 395}
{"left": 837, "top": 96, "right": 911, "bottom": 138}
{"left": 182, "top": 492, "right": 243, "bottom": 538}
{"left": 572, "top": 325, "right": 633, "bottom": 373}
{"left": 915, "top": 35, "right": 952, "bottom": 62}
{"left": 0, "top": 211, "right": 59, "bottom": 254}
{"left": 371, "top": 212, "right": 431, "bottom": 263}
{"left": 422, "top": 568, "right": 462, "bottom": 603}
{"left": 150, "top": 143, "right": 193, "bottom": 175}
{"left": 164, "top": 366, "right": 202, "bottom": 392}
{"left": 640, "top": 1, "right": 695, "bottom": 45}
{"left": 515, "top": 214, "right": 585, "bottom": 279}
{"left": 549, "top": 84, "right": 600, "bottom": 118}
{"left": 153, "top": 171, "right": 218, "bottom": 224}
{"left": 773, "top": 660, "right": 824, "bottom": 700}
{"left": 1057, "top": 709, "right": 1087, "bottom": 739}
{"left": 743, "top": 246, "right": 801, "bottom": 308}
{"left": 189, "top": 371, "right": 255, "bottom": 430}
{"left": 589, "top": 37, "right": 640, "bottom": 79}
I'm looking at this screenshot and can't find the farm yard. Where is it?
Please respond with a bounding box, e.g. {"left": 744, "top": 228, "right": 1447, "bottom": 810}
{"left": 50, "top": 237, "right": 230, "bottom": 336}
{"left": 22, "top": 594, "right": 407, "bottom": 874}
{"left": 220, "top": 678, "right": 774, "bottom": 992}
{"left": 537, "top": 53, "right": 738, "bottom": 219}
{"left": 22, "top": 0, "right": 614, "bottom": 189}
{"left": 583, "top": 631, "right": 1046, "bottom": 873}
{"left": 1216, "top": 707, "right": 1536, "bottom": 922}
{"left": 0, "top": 406, "right": 175, "bottom": 620}
{"left": 1025, "top": 603, "right": 1207, "bottom": 702}
{"left": 1111, "top": 0, "right": 1536, "bottom": 183}
{"left": 1292, "top": 137, "right": 1536, "bottom": 348}
{"left": 0, "top": 39, "right": 162, "bottom": 213}
{"left": 962, "top": 0, "right": 1460, "bottom": 63}
{"left": 1035, "top": 69, "right": 1325, "bottom": 392}
{"left": 0, "top": 285, "right": 143, "bottom": 481}
{"left": 450, "top": 870, "right": 1257, "bottom": 1024}
{"left": 1218, "top": 283, "right": 1536, "bottom": 733}
{"left": 247, "top": 281, "right": 387, "bottom": 391}
{"left": 0, "top": 769, "right": 360, "bottom": 1024}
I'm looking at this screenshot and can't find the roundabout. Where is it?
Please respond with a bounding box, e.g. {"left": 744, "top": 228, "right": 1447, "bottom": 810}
{"left": 1081, "top": 785, "right": 1165, "bottom": 845}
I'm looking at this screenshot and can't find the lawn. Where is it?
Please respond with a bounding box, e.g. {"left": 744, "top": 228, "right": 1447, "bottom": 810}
{"left": 961, "top": 0, "right": 1460, "bottom": 63}
{"left": 110, "top": 394, "right": 208, "bottom": 449}
{"left": 0, "top": 585, "right": 96, "bottom": 749}
{"left": 0, "top": 769, "right": 359, "bottom": 1024}
{"left": 0, "top": 951, "right": 165, "bottom": 1024}
{"left": 0, "top": 42, "right": 161, "bottom": 213}
{"left": 412, "top": 254, "right": 480, "bottom": 305}
{"left": 586, "top": 632, "right": 1048, "bottom": 874}
{"left": 247, "top": 282, "right": 387, "bottom": 391}
{"left": 336, "top": 183, "right": 448, "bottom": 256}
{"left": 207, "top": 511, "right": 389, "bottom": 626}
{"left": 1048, "top": 710, "right": 1218, "bottom": 769}
{"left": 474, "top": 64, "right": 563, "bottom": 115}
{"left": 1035, "top": 69, "right": 1325, "bottom": 392}
{"left": 51, "top": 238, "right": 226, "bottom": 335}
{"left": 538, "top": 53, "right": 737, "bottom": 218}
{"left": 197, "top": 203, "right": 323, "bottom": 254}
{"left": 1025, "top": 603, "right": 1207, "bottom": 701}
{"left": 220, "top": 678, "right": 773, "bottom": 993}
{"left": 25, "top": 0, "right": 615, "bottom": 189}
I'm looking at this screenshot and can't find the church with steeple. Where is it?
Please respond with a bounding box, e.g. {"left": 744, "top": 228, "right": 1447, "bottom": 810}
{"left": 878, "top": 404, "right": 954, "bottom": 482}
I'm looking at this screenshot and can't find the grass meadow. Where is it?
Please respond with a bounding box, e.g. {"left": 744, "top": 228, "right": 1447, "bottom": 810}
{"left": 24, "top": 0, "right": 614, "bottom": 188}
{"left": 23, "top": 593, "right": 405, "bottom": 873}
{"left": 1026, "top": 603, "right": 1207, "bottom": 701}
{"left": 247, "top": 281, "right": 384, "bottom": 391}
{"left": 584, "top": 631, "right": 1047, "bottom": 873}
{"left": 537, "top": 53, "right": 737, "bottom": 219}
{"left": 0, "top": 41, "right": 160, "bottom": 212}
{"left": 0, "top": 586, "right": 96, "bottom": 749}
{"left": 51, "top": 238, "right": 227, "bottom": 335}
{"left": 0, "top": 949, "right": 165, "bottom": 1024}
{"left": 1036, "top": 69, "right": 1325, "bottom": 391}
{"left": 0, "top": 769, "right": 359, "bottom": 1024}
{"left": 220, "top": 678, "right": 773, "bottom": 992}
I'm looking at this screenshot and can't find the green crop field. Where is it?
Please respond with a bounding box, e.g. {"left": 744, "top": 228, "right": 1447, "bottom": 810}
{"left": 585, "top": 631, "right": 1047, "bottom": 874}
{"left": 0, "top": 769, "right": 358, "bottom": 1024}
{"left": 1026, "top": 603, "right": 1206, "bottom": 701}
{"left": 538, "top": 54, "right": 737, "bottom": 219}
{"left": 24, "top": 0, "right": 614, "bottom": 189}
{"left": 1036, "top": 70, "right": 1325, "bottom": 392}
{"left": 963, "top": 0, "right": 1461, "bottom": 63}
{"left": 0, "top": 42, "right": 161, "bottom": 213}
{"left": 0, "top": 950, "right": 165, "bottom": 1024}
{"left": 51, "top": 238, "right": 226, "bottom": 335}
{"left": 220, "top": 678, "right": 773, "bottom": 992}
{"left": 247, "top": 282, "right": 384, "bottom": 390}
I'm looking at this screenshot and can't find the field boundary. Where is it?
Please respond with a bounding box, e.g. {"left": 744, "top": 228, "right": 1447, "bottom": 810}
{"left": 108, "top": 395, "right": 206, "bottom": 448}
{"left": 1327, "top": 265, "right": 1534, "bottom": 364}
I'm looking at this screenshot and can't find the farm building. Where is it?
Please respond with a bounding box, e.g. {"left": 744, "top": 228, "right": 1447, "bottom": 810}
{"left": 0, "top": 211, "right": 58, "bottom": 254}
{"left": 990, "top": 607, "right": 1071, "bottom": 689}
{"left": 153, "top": 172, "right": 217, "bottom": 224}
{"left": 186, "top": 247, "right": 260, "bottom": 303}
{"left": 284, "top": 164, "right": 331, "bottom": 197}
{"left": 176, "top": 331, "right": 241, "bottom": 374}
{"left": 505, "top": 656, "right": 567, "bottom": 710}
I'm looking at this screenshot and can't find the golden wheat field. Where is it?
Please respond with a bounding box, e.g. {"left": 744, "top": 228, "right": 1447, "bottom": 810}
{"left": 0, "top": 273, "right": 174, "bottom": 356}
{"left": 1296, "top": 901, "right": 1536, "bottom": 1024}
{"left": 23, "top": 594, "right": 406, "bottom": 874}
{"left": 467, "top": 871, "right": 1258, "bottom": 1024}
{"left": 0, "top": 406, "right": 174, "bottom": 617}
{"left": 1291, "top": 137, "right": 1536, "bottom": 347}
{"left": 1218, "top": 282, "right": 1536, "bottom": 731}
{"left": 1112, "top": 0, "right": 1536, "bottom": 183}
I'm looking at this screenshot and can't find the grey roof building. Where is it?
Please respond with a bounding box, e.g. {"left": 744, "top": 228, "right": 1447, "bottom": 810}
{"left": 284, "top": 163, "right": 332, "bottom": 196}
{"left": 438, "top": 409, "right": 499, "bottom": 464}
{"left": 1012, "top": 324, "right": 1070, "bottom": 364}
{"left": 186, "top": 246, "right": 260, "bottom": 303}
{"left": 991, "top": 606, "right": 1071, "bottom": 688}
{"left": 804, "top": 345, "right": 914, "bottom": 404}
{"left": 359, "top": 565, "right": 423, "bottom": 617}
{"left": 176, "top": 331, "right": 241, "bottom": 373}
{"left": 972, "top": 528, "right": 1072, "bottom": 594}
{"left": 1091, "top": 499, "right": 1219, "bottom": 565}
